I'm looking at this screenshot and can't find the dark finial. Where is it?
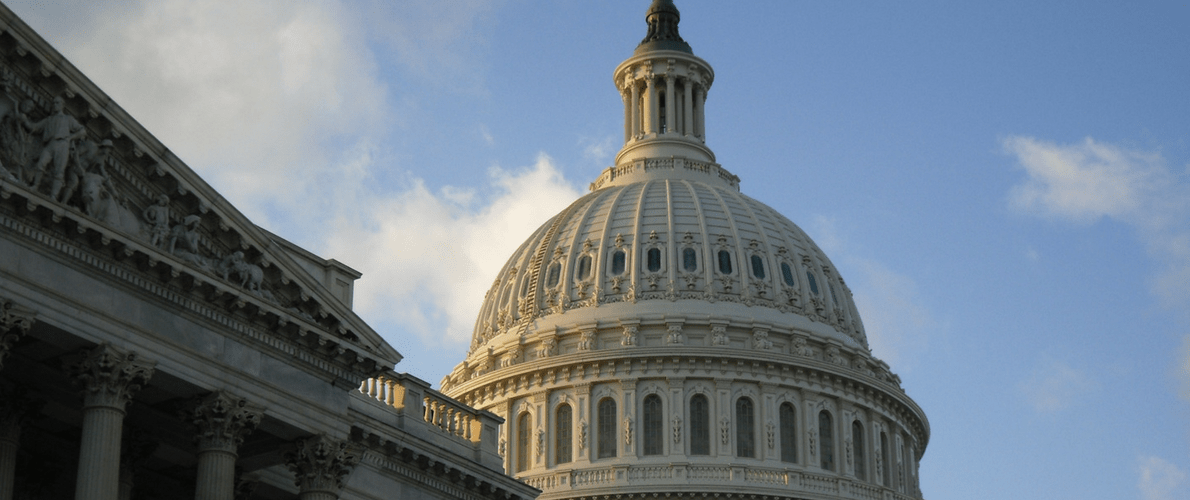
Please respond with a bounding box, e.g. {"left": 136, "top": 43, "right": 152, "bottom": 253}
{"left": 635, "top": 0, "right": 693, "bottom": 55}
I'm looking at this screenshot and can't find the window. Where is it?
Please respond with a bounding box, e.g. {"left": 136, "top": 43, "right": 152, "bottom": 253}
{"left": 659, "top": 92, "right": 667, "bottom": 133}
{"left": 577, "top": 255, "right": 592, "bottom": 280}
{"left": 547, "top": 263, "right": 561, "bottom": 287}
{"left": 852, "top": 421, "right": 866, "bottom": 480}
{"left": 643, "top": 395, "right": 663, "bottom": 455}
{"left": 647, "top": 248, "right": 662, "bottom": 272}
{"left": 736, "top": 398, "right": 755, "bottom": 458}
{"left": 683, "top": 248, "right": 698, "bottom": 272}
{"left": 597, "top": 398, "right": 617, "bottom": 458}
{"left": 881, "top": 431, "right": 890, "bottom": 486}
{"left": 689, "top": 394, "right": 709, "bottom": 455}
{"left": 750, "top": 255, "right": 766, "bottom": 279}
{"left": 781, "top": 262, "right": 796, "bottom": 287}
{"left": 829, "top": 283, "right": 840, "bottom": 307}
{"left": 521, "top": 275, "right": 531, "bottom": 296}
{"left": 779, "top": 403, "right": 797, "bottom": 463}
{"left": 819, "top": 410, "right": 834, "bottom": 471}
{"left": 611, "top": 250, "right": 626, "bottom": 276}
{"left": 806, "top": 270, "right": 819, "bottom": 295}
{"left": 516, "top": 412, "right": 531, "bottom": 472}
{"left": 556, "top": 404, "right": 572, "bottom": 464}
{"left": 718, "top": 250, "right": 733, "bottom": 274}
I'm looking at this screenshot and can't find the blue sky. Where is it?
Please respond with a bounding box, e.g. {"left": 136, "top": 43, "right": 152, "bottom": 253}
{"left": 8, "top": 1, "right": 1189, "bottom": 499}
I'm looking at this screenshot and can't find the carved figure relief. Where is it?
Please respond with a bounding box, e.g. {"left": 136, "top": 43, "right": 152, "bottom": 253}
{"left": 25, "top": 96, "right": 85, "bottom": 200}
{"left": 711, "top": 325, "right": 728, "bottom": 346}
{"left": 666, "top": 324, "right": 684, "bottom": 345}
{"left": 620, "top": 325, "right": 638, "bottom": 346}
{"left": 578, "top": 330, "right": 595, "bottom": 351}
{"left": 142, "top": 194, "right": 171, "bottom": 248}
{"left": 753, "top": 330, "right": 772, "bottom": 350}
{"left": 826, "top": 346, "right": 844, "bottom": 365}
{"left": 169, "top": 215, "right": 211, "bottom": 270}
{"left": 538, "top": 338, "right": 556, "bottom": 358}
{"left": 792, "top": 336, "right": 814, "bottom": 357}
{"left": 219, "top": 251, "right": 264, "bottom": 293}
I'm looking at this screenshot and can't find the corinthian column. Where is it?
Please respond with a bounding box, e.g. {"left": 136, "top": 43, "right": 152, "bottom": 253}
{"left": 69, "top": 344, "right": 155, "bottom": 500}
{"left": 189, "top": 391, "right": 264, "bottom": 500}
{"left": 0, "top": 299, "right": 36, "bottom": 371}
{"left": 284, "top": 435, "right": 361, "bottom": 500}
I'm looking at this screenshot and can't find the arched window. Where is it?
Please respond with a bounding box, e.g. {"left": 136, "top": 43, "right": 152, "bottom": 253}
{"left": 643, "top": 394, "right": 663, "bottom": 455}
{"left": 736, "top": 398, "right": 755, "bottom": 458}
{"left": 683, "top": 248, "right": 698, "bottom": 272}
{"left": 521, "top": 275, "right": 531, "bottom": 296}
{"left": 779, "top": 402, "right": 797, "bottom": 463}
{"left": 689, "top": 394, "right": 709, "bottom": 455}
{"left": 718, "top": 250, "right": 733, "bottom": 274}
{"left": 781, "top": 262, "right": 796, "bottom": 287}
{"left": 806, "top": 270, "right": 819, "bottom": 295}
{"left": 819, "top": 410, "right": 834, "bottom": 471}
{"left": 611, "top": 250, "right": 626, "bottom": 276}
{"left": 852, "top": 421, "right": 866, "bottom": 480}
{"left": 880, "top": 431, "right": 890, "bottom": 486}
{"left": 647, "top": 248, "right": 662, "bottom": 272}
{"left": 576, "top": 255, "right": 592, "bottom": 280}
{"left": 555, "top": 404, "right": 572, "bottom": 464}
{"left": 597, "top": 398, "right": 617, "bottom": 459}
{"left": 546, "top": 263, "right": 561, "bottom": 287}
{"left": 750, "top": 255, "right": 765, "bottom": 279}
{"left": 516, "top": 412, "right": 531, "bottom": 472}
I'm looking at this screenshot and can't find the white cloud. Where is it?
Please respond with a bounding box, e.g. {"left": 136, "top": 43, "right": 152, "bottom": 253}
{"left": 1138, "top": 456, "right": 1188, "bottom": 500}
{"left": 1005, "top": 136, "right": 1190, "bottom": 315}
{"left": 324, "top": 155, "right": 582, "bottom": 347}
{"left": 1021, "top": 358, "right": 1094, "bottom": 413}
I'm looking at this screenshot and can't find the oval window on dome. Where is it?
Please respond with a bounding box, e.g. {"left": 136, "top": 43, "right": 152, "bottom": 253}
{"left": 683, "top": 248, "right": 698, "bottom": 272}
{"left": 647, "top": 248, "right": 661, "bottom": 272}
{"left": 781, "top": 262, "right": 796, "bottom": 287}
{"left": 806, "top": 270, "right": 819, "bottom": 295}
{"left": 750, "top": 255, "right": 765, "bottom": 279}
{"left": 718, "top": 250, "right": 733, "bottom": 274}
{"left": 547, "top": 263, "right": 561, "bottom": 288}
{"left": 577, "top": 255, "right": 592, "bottom": 280}
{"left": 611, "top": 250, "right": 626, "bottom": 275}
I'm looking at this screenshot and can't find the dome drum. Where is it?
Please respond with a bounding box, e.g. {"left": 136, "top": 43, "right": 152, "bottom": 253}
{"left": 614, "top": 51, "right": 715, "bottom": 165}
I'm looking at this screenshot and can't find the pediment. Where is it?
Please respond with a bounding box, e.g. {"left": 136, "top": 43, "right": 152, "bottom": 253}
{"left": 0, "top": 6, "right": 400, "bottom": 378}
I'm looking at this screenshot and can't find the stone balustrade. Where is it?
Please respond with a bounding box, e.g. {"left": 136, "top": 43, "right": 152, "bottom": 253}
{"left": 357, "top": 373, "right": 502, "bottom": 470}
{"left": 520, "top": 463, "right": 918, "bottom": 500}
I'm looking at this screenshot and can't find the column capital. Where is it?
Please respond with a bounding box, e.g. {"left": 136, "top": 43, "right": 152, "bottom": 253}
{"left": 69, "top": 344, "right": 156, "bottom": 411}
{"left": 0, "top": 299, "right": 36, "bottom": 371}
{"left": 285, "top": 435, "right": 361, "bottom": 495}
{"left": 190, "top": 391, "right": 264, "bottom": 453}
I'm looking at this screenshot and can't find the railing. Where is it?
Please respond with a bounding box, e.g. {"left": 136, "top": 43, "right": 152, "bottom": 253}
{"left": 358, "top": 373, "right": 503, "bottom": 469}
{"left": 588, "top": 159, "right": 740, "bottom": 191}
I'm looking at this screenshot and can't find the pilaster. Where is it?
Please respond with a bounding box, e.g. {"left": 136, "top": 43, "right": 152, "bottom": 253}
{"left": 69, "top": 344, "right": 156, "bottom": 500}
{"left": 285, "top": 435, "right": 361, "bottom": 500}
{"left": 0, "top": 387, "right": 40, "bottom": 500}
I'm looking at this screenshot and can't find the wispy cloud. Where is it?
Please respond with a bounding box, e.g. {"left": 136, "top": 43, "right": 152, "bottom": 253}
{"left": 811, "top": 216, "right": 937, "bottom": 370}
{"left": 1021, "top": 358, "right": 1094, "bottom": 413}
{"left": 1005, "top": 136, "right": 1190, "bottom": 315}
{"left": 1138, "top": 456, "right": 1188, "bottom": 500}
{"left": 324, "top": 155, "right": 581, "bottom": 346}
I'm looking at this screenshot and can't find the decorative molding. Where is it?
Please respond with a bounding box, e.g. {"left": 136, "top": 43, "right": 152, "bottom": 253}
{"left": 188, "top": 391, "right": 264, "bottom": 453}
{"left": 69, "top": 343, "right": 155, "bottom": 409}
{"left": 285, "top": 434, "right": 361, "bottom": 495}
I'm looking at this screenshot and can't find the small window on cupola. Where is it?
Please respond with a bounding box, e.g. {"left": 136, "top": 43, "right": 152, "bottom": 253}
{"left": 577, "top": 255, "right": 592, "bottom": 280}
{"left": 718, "top": 250, "right": 733, "bottom": 274}
{"left": 647, "top": 248, "right": 662, "bottom": 272}
{"left": 611, "top": 250, "right": 627, "bottom": 275}
{"left": 683, "top": 248, "right": 698, "bottom": 272}
{"left": 750, "top": 255, "right": 766, "bottom": 279}
{"left": 806, "top": 270, "right": 819, "bottom": 295}
{"left": 781, "top": 262, "right": 796, "bottom": 287}
{"left": 547, "top": 263, "right": 561, "bottom": 287}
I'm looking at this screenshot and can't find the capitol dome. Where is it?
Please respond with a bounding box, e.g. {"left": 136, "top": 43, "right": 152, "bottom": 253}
{"left": 442, "top": 2, "right": 928, "bottom": 499}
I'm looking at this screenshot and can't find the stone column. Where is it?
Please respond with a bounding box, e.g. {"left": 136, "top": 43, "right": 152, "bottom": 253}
{"left": 683, "top": 78, "right": 694, "bottom": 137}
{"left": 630, "top": 81, "right": 641, "bottom": 139}
{"left": 69, "top": 344, "right": 155, "bottom": 500}
{"left": 0, "top": 387, "right": 40, "bottom": 500}
{"left": 0, "top": 299, "right": 36, "bottom": 371}
{"left": 621, "top": 81, "right": 631, "bottom": 144}
{"left": 189, "top": 391, "right": 264, "bottom": 500}
{"left": 695, "top": 86, "right": 706, "bottom": 141}
{"left": 285, "top": 435, "right": 361, "bottom": 500}
{"left": 645, "top": 76, "right": 658, "bottom": 135}
{"left": 664, "top": 74, "right": 676, "bottom": 135}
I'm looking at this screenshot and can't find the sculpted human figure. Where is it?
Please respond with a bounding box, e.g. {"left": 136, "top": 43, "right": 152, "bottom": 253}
{"left": 169, "top": 215, "right": 209, "bottom": 270}
{"left": 24, "top": 96, "right": 86, "bottom": 199}
{"left": 75, "top": 140, "right": 118, "bottom": 216}
{"left": 143, "top": 194, "right": 171, "bottom": 248}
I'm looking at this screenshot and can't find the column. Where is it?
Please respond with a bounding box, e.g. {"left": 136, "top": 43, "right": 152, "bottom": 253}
{"left": 0, "top": 387, "right": 40, "bottom": 500}
{"left": 622, "top": 80, "right": 632, "bottom": 144}
{"left": 664, "top": 74, "right": 676, "bottom": 135}
{"left": 285, "top": 435, "right": 361, "bottom": 500}
{"left": 190, "top": 391, "right": 264, "bottom": 500}
{"left": 69, "top": 344, "right": 156, "bottom": 500}
{"left": 630, "top": 80, "right": 641, "bottom": 140}
{"left": 0, "top": 299, "right": 36, "bottom": 371}
{"left": 645, "top": 76, "right": 658, "bottom": 135}
{"left": 695, "top": 86, "right": 706, "bottom": 141}
{"left": 682, "top": 78, "right": 694, "bottom": 137}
